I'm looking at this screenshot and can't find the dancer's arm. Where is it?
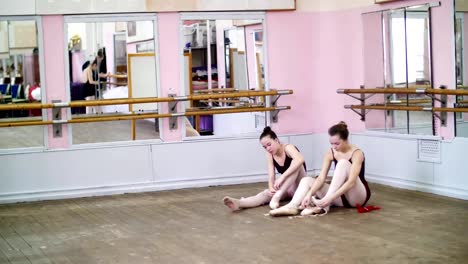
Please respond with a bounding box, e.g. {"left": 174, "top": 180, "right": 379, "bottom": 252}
{"left": 265, "top": 154, "right": 276, "bottom": 194}
{"left": 300, "top": 150, "right": 332, "bottom": 207}
{"left": 274, "top": 145, "right": 305, "bottom": 190}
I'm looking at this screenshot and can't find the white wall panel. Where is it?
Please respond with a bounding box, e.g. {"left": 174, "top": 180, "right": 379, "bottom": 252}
{"left": 289, "top": 133, "right": 329, "bottom": 174}
{"left": 34, "top": 0, "right": 294, "bottom": 15}
{"left": 0, "top": 145, "right": 153, "bottom": 196}
{"left": 352, "top": 134, "right": 435, "bottom": 184}
{"left": 0, "top": 0, "right": 36, "bottom": 15}
{"left": 434, "top": 138, "right": 468, "bottom": 190}
{"left": 1, "top": 133, "right": 467, "bottom": 203}
{"left": 36, "top": 0, "right": 147, "bottom": 15}
{"left": 152, "top": 138, "right": 268, "bottom": 182}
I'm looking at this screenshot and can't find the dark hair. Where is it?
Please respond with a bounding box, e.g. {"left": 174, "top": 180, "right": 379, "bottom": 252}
{"left": 328, "top": 121, "right": 349, "bottom": 140}
{"left": 97, "top": 49, "right": 104, "bottom": 58}
{"left": 81, "top": 61, "right": 90, "bottom": 71}
{"left": 91, "top": 59, "right": 98, "bottom": 66}
{"left": 259, "top": 126, "right": 278, "bottom": 140}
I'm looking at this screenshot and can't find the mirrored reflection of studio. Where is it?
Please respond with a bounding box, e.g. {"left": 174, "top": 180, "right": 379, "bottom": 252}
{"left": 455, "top": 0, "right": 468, "bottom": 137}
{"left": 66, "top": 17, "right": 159, "bottom": 144}
{"left": 0, "top": 18, "right": 44, "bottom": 149}
{"left": 362, "top": 4, "right": 434, "bottom": 135}
{"left": 182, "top": 17, "right": 266, "bottom": 137}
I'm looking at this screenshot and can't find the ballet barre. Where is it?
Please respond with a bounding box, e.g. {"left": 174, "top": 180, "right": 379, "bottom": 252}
{"left": 0, "top": 106, "right": 290, "bottom": 128}
{"left": 0, "top": 89, "right": 293, "bottom": 131}
{"left": 336, "top": 85, "right": 467, "bottom": 125}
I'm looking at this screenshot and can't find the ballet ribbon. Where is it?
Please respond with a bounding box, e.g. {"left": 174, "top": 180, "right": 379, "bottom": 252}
{"left": 356, "top": 203, "right": 381, "bottom": 213}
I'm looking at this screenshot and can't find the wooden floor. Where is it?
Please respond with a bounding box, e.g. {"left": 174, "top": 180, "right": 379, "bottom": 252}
{"left": 0, "top": 183, "right": 467, "bottom": 263}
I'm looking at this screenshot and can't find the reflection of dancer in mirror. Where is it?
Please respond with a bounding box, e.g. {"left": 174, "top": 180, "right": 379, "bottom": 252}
{"left": 270, "top": 122, "right": 371, "bottom": 217}
{"left": 82, "top": 59, "right": 108, "bottom": 113}
{"left": 223, "top": 126, "right": 307, "bottom": 211}
{"left": 82, "top": 59, "right": 99, "bottom": 96}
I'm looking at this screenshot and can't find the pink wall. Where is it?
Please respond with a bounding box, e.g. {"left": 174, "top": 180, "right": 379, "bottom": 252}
{"left": 157, "top": 13, "right": 182, "bottom": 141}
{"left": 71, "top": 51, "right": 85, "bottom": 83}
{"left": 23, "top": 55, "right": 35, "bottom": 86}
{"left": 43, "top": 16, "right": 69, "bottom": 149}
{"left": 266, "top": 10, "right": 365, "bottom": 135}
{"left": 102, "top": 22, "right": 115, "bottom": 76}
{"left": 267, "top": 0, "right": 455, "bottom": 138}
{"left": 216, "top": 21, "right": 226, "bottom": 88}
{"left": 430, "top": 0, "right": 455, "bottom": 139}
{"left": 245, "top": 23, "right": 263, "bottom": 89}
{"left": 127, "top": 43, "right": 136, "bottom": 54}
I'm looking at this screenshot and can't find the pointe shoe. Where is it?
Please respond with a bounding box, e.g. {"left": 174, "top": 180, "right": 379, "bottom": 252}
{"left": 301, "top": 206, "right": 328, "bottom": 216}
{"left": 269, "top": 206, "right": 300, "bottom": 217}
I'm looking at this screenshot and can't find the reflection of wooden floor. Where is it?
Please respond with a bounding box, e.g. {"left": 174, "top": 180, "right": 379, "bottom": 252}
{"left": 0, "top": 183, "right": 467, "bottom": 263}
{"left": 72, "top": 119, "right": 159, "bottom": 144}
{"left": 0, "top": 120, "right": 159, "bottom": 149}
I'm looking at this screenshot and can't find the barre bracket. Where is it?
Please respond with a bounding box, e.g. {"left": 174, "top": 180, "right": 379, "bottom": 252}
{"left": 52, "top": 100, "right": 62, "bottom": 138}
{"left": 168, "top": 94, "right": 178, "bottom": 130}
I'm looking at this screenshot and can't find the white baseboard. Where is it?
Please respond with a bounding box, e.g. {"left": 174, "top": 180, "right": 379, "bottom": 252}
{"left": 4, "top": 169, "right": 467, "bottom": 204}
{"left": 0, "top": 173, "right": 267, "bottom": 204}
{"left": 366, "top": 173, "right": 468, "bottom": 201}
{"left": 0, "top": 169, "right": 323, "bottom": 204}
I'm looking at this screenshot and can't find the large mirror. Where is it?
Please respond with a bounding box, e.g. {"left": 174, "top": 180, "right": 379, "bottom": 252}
{"left": 362, "top": 4, "right": 433, "bottom": 135}
{"left": 455, "top": 0, "right": 468, "bottom": 137}
{"left": 66, "top": 17, "right": 159, "bottom": 144}
{"left": 0, "top": 19, "right": 44, "bottom": 149}
{"left": 182, "top": 18, "right": 266, "bottom": 137}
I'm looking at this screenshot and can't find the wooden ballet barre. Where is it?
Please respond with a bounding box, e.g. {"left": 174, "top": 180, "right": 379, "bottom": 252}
{"left": 0, "top": 90, "right": 293, "bottom": 111}
{"left": 194, "top": 88, "right": 238, "bottom": 93}
{"left": 337, "top": 88, "right": 468, "bottom": 96}
{"left": 199, "top": 99, "right": 240, "bottom": 103}
{"left": 99, "top": 81, "right": 128, "bottom": 86}
{"left": 387, "top": 99, "right": 432, "bottom": 104}
{"left": 108, "top": 74, "right": 127, "bottom": 79}
{"left": 186, "top": 103, "right": 263, "bottom": 111}
{"left": 0, "top": 106, "right": 290, "bottom": 127}
{"left": 344, "top": 104, "right": 468, "bottom": 113}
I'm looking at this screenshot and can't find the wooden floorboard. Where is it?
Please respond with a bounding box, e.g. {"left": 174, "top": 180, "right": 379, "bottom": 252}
{"left": 0, "top": 183, "right": 467, "bottom": 263}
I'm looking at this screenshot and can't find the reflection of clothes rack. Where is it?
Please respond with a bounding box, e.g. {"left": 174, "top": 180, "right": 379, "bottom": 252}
{"left": 185, "top": 46, "right": 219, "bottom": 135}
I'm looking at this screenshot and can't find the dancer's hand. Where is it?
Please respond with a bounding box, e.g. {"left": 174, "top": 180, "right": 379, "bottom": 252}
{"left": 300, "top": 196, "right": 311, "bottom": 209}
{"left": 274, "top": 178, "right": 283, "bottom": 190}
{"left": 314, "top": 196, "right": 332, "bottom": 208}
{"left": 268, "top": 187, "right": 276, "bottom": 195}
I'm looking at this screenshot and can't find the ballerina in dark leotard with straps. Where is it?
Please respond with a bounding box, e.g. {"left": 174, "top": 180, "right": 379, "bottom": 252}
{"left": 269, "top": 121, "right": 371, "bottom": 216}
{"left": 82, "top": 59, "right": 100, "bottom": 98}
{"left": 223, "top": 126, "right": 308, "bottom": 211}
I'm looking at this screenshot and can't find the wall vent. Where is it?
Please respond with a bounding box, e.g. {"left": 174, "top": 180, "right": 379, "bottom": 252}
{"left": 417, "top": 139, "right": 441, "bottom": 163}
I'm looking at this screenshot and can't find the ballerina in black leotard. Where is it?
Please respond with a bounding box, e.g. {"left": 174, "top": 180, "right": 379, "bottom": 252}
{"left": 223, "top": 127, "right": 309, "bottom": 212}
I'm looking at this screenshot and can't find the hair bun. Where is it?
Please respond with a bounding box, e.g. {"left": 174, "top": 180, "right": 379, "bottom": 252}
{"left": 338, "top": 121, "right": 347, "bottom": 128}
{"left": 263, "top": 126, "right": 272, "bottom": 133}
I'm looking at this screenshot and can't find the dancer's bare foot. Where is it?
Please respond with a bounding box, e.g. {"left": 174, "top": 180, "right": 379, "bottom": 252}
{"left": 269, "top": 205, "right": 300, "bottom": 217}
{"left": 223, "top": 196, "right": 240, "bottom": 211}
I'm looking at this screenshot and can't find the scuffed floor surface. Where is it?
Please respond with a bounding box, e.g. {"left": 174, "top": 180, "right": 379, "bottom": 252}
{"left": 0, "top": 183, "right": 467, "bottom": 263}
